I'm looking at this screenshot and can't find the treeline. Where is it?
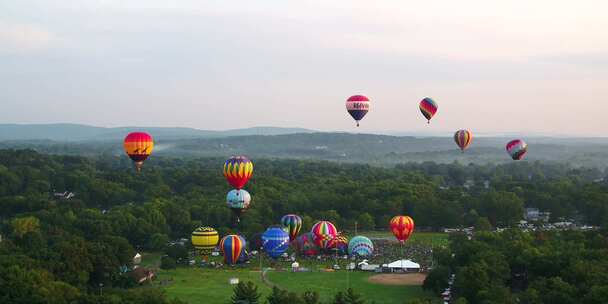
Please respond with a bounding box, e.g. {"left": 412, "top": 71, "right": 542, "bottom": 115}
{"left": 424, "top": 229, "right": 608, "bottom": 304}
{"left": 1, "top": 149, "right": 608, "bottom": 301}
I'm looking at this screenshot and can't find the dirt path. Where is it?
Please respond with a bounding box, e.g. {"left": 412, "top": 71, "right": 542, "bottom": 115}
{"left": 367, "top": 273, "right": 427, "bottom": 286}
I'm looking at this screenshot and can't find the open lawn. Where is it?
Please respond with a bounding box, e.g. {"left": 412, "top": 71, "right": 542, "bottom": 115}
{"left": 266, "top": 271, "right": 433, "bottom": 303}
{"left": 152, "top": 268, "right": 434, "bottom": 304}
{"left": 154, "top": 268, "right": 271, "bottom": 303}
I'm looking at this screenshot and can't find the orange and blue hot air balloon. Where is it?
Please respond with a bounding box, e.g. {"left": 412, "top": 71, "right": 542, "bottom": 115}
{"left": 262, "top": 227, "right": 290, "bottom": 259}
{"left": 123, "top": 132, "right": 154, "bottom": 172}
{"left": 346, "top": 95, "right": 370, "bottom": 127}
{"left": 281, "top": 214, "right": 302, "bottom": 242}
{"left": 223, "top": 156, "right": 253, "bottom": 190}
{"left": 454, "top": 129, "right": 473, "bottom": 152}
{"left": 220, "top": 234, "right": 246, "bottom": 265}
{"left": 419, "top": 97, "right": 438, "bottom": 123}
{"left": 390, "top": 215, "right": 415, "bottom": 244}
{"left": 506, "top": 139, "right": 528, "bottom": 160}
{"left": 311, "top": 221, "right": 338, "bottom": 250}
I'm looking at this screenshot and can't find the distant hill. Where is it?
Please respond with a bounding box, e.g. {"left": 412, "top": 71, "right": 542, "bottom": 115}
{"left": 2, "top": 129, "right": 608, "bottom": 167}
{"left": 0, "top": 124, "right": 315, "bottom": 141}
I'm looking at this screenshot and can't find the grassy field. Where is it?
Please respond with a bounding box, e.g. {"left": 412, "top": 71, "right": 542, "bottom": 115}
{"left": 152, "top": 268, "right": 433, "bottom": 304}
{"left": 139, "top": 233, "right": 445, "bottom": 304}
{"left": 154, "top": 268, "right": 271, "bottom": 303}
{"left": 266, "top": 271, "right": 432, "bottom": 303}
{"left": 140, "top": 251, "right": 435, "bottom": 304}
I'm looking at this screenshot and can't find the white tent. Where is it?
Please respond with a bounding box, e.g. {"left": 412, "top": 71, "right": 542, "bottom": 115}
{"left": 382, "top": 260, "right": 420, "bottom": 272}
{"left": 133, "top": 253, "right": 142, "bottom": 265}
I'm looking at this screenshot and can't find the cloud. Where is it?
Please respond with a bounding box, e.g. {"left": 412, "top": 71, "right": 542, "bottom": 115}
{"left": 0, "top": 22, "right": 55, "bottom": 52}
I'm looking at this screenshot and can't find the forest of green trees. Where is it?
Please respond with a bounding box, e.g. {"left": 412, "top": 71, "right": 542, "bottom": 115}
{"left": 1, "top": 149, "right": 608, "bottom": 303}
{"left": 424, "top": 229, "right": 608, "bottom": 304}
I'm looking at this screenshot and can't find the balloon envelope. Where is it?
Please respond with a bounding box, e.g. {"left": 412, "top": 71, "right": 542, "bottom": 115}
{"left": 506, "top": 139, "right": 528, "bottom": 160}
{"left": 328, "top": 235, "right": 349, "bottom": 255}
{"left": 311, "top": 221, "right": 338, "bottom": 249}
{"left": 390, "top": 215, "right": 415, "bottom": 243}
{"left": 123, "top": 132, "right": 154, "bottom": 171}
{"left": 226, "top": 189, "right": 251, "bottom": 211}
{"left": 223, "top": 156, "right": 253, "bottom": 189}
{"left": 348, "top": 236, "right": 374, "bottom": 257}
{"left": 281, "top": 214, "right": 302, "bottom": 242}
{"left": 345, "top": 95, "right": 370, "bottom": 126}
{"left": 419, "top": 97, "right": 438, "bottom": 123}
{"left": 454, "top": 130, "right": 473, "bottom": 151}
{"left": 262, "top": 227, "right": 290, "bottom": 259}
{"left": 295, "top": 232, "right": 319, "bottom": 256}
{"left": 220, "top": 235, "right": 246, "bottom": 265}
{"left": 191, "top": 227, "right": 219, "bottom": 253}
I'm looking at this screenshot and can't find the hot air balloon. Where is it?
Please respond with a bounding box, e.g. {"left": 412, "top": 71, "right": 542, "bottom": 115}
{"left": 294, "top": 232, "right": 319, "bottom": 256}
{"left": 390, "top": 215, "right": 415, "bottom": 244}
{"left": 220, "top": 235, "right": 246, "bottom": 265}
{"left": 281, "top": 214, "right": 302, "bottom": 242}
{"left": 311, "top": 221, "right": 338, "bottom": 250}
{"left": 419, "top": 97, "right": 438, "bottom": 124}
{"left": 454, "top": 129, "right": 473, "bottom": 152}
{"left": 249, "top": 232, "right": 264, "bottom": 251}
{"left": 328, "top": 234, "right": 349, "bottom": 255}
{"left": 348, "top": 236, "right": 374, "bottom": 257}
{"left": 506, "top": 139, "right": 528, "bottom": 160}
{"left": 227, "top": 189, "right": 251, "bottom": 212}
{"left": 123, "top": 132, "right": 154, "bottom": 172}
{"left": 191, "top": 227, "right": 219, "bottom": 258}
{"left": 262, "top": 227, "right": 290, "bottom": 259}
{"left": 223, "top": 156, "right": 253, "bottom": 190}
{"left": 346, "top": 95, "right": 370, "bottom": 127}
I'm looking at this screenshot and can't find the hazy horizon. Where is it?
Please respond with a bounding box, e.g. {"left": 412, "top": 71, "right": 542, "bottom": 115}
{"left": 2, "top": 1, "right": 607, "bottom": 136}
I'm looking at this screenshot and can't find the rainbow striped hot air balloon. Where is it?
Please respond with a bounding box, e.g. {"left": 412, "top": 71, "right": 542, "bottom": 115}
{"left": 281, "top": 214, "right": 302, "bottom": 242}
{"left": 220, "top": 235, "right": 246, "bottom": 265}
{"left": 346, "top": 95, "right": 370, "bottom": 127}
{"left": 419, "top": 97, "right": 438, "bottom": 124}
{"left": 123, "top": 132, "right": 154, "bottom": 172}
{"left": 506, "top": 139, "right": 528, "bottom": 160}
{"left": 348, "top": 236, "right": 374, "bottom": 257}
{"left": 223, "top": 156, "right": 253, "bottom": 190}
{"left": 454, "top": 129, "right": 473, "bottom": 152}
{"left": 311, "top": 221, "right": 338, "bottom": 250}
{"left": 390, "top": 215, "right": 415, "bottom": 244}
{"left": 262, "top": 227, "right": 290, "bottom": 259}
{"left": 191, "top": 227, "right": 219, "bottom": 257}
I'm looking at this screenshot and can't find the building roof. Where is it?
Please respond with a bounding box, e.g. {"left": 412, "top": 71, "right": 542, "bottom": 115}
{"left": 383, "top": 260, "right": 420, "bottom": 269}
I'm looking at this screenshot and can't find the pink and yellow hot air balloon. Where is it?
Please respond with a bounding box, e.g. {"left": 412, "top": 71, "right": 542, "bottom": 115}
{"left": 123, "top": 132, "right": 154, "bottom": 172}
{"left": 506, "top": 139, "right": 528, "bottom": 160}
{"left": 390, "top": 215, "right": 415, "bottom": 244}
{"left": 454, "top": 129, "right": 473, "bottom": 152}
{"left": 311, "top": 221, "right": 338, "bottom": 249}
{"left": 419, "top": 97, "right": 438, "bottom": 124}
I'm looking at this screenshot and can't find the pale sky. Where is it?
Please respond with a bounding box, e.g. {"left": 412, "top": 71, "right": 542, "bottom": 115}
{"left": 1, "top": 0, "right": 607, "bottom": 136}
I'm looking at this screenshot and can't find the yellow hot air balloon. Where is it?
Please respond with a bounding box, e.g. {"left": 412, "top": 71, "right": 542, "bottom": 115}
{"left": 191, "top": 227, "right": 219, "bottom": 259}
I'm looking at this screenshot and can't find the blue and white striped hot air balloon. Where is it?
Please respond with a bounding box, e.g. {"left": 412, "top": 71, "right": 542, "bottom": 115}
{"left": 348, "top": 235, "right": 374, "bottom": 257}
